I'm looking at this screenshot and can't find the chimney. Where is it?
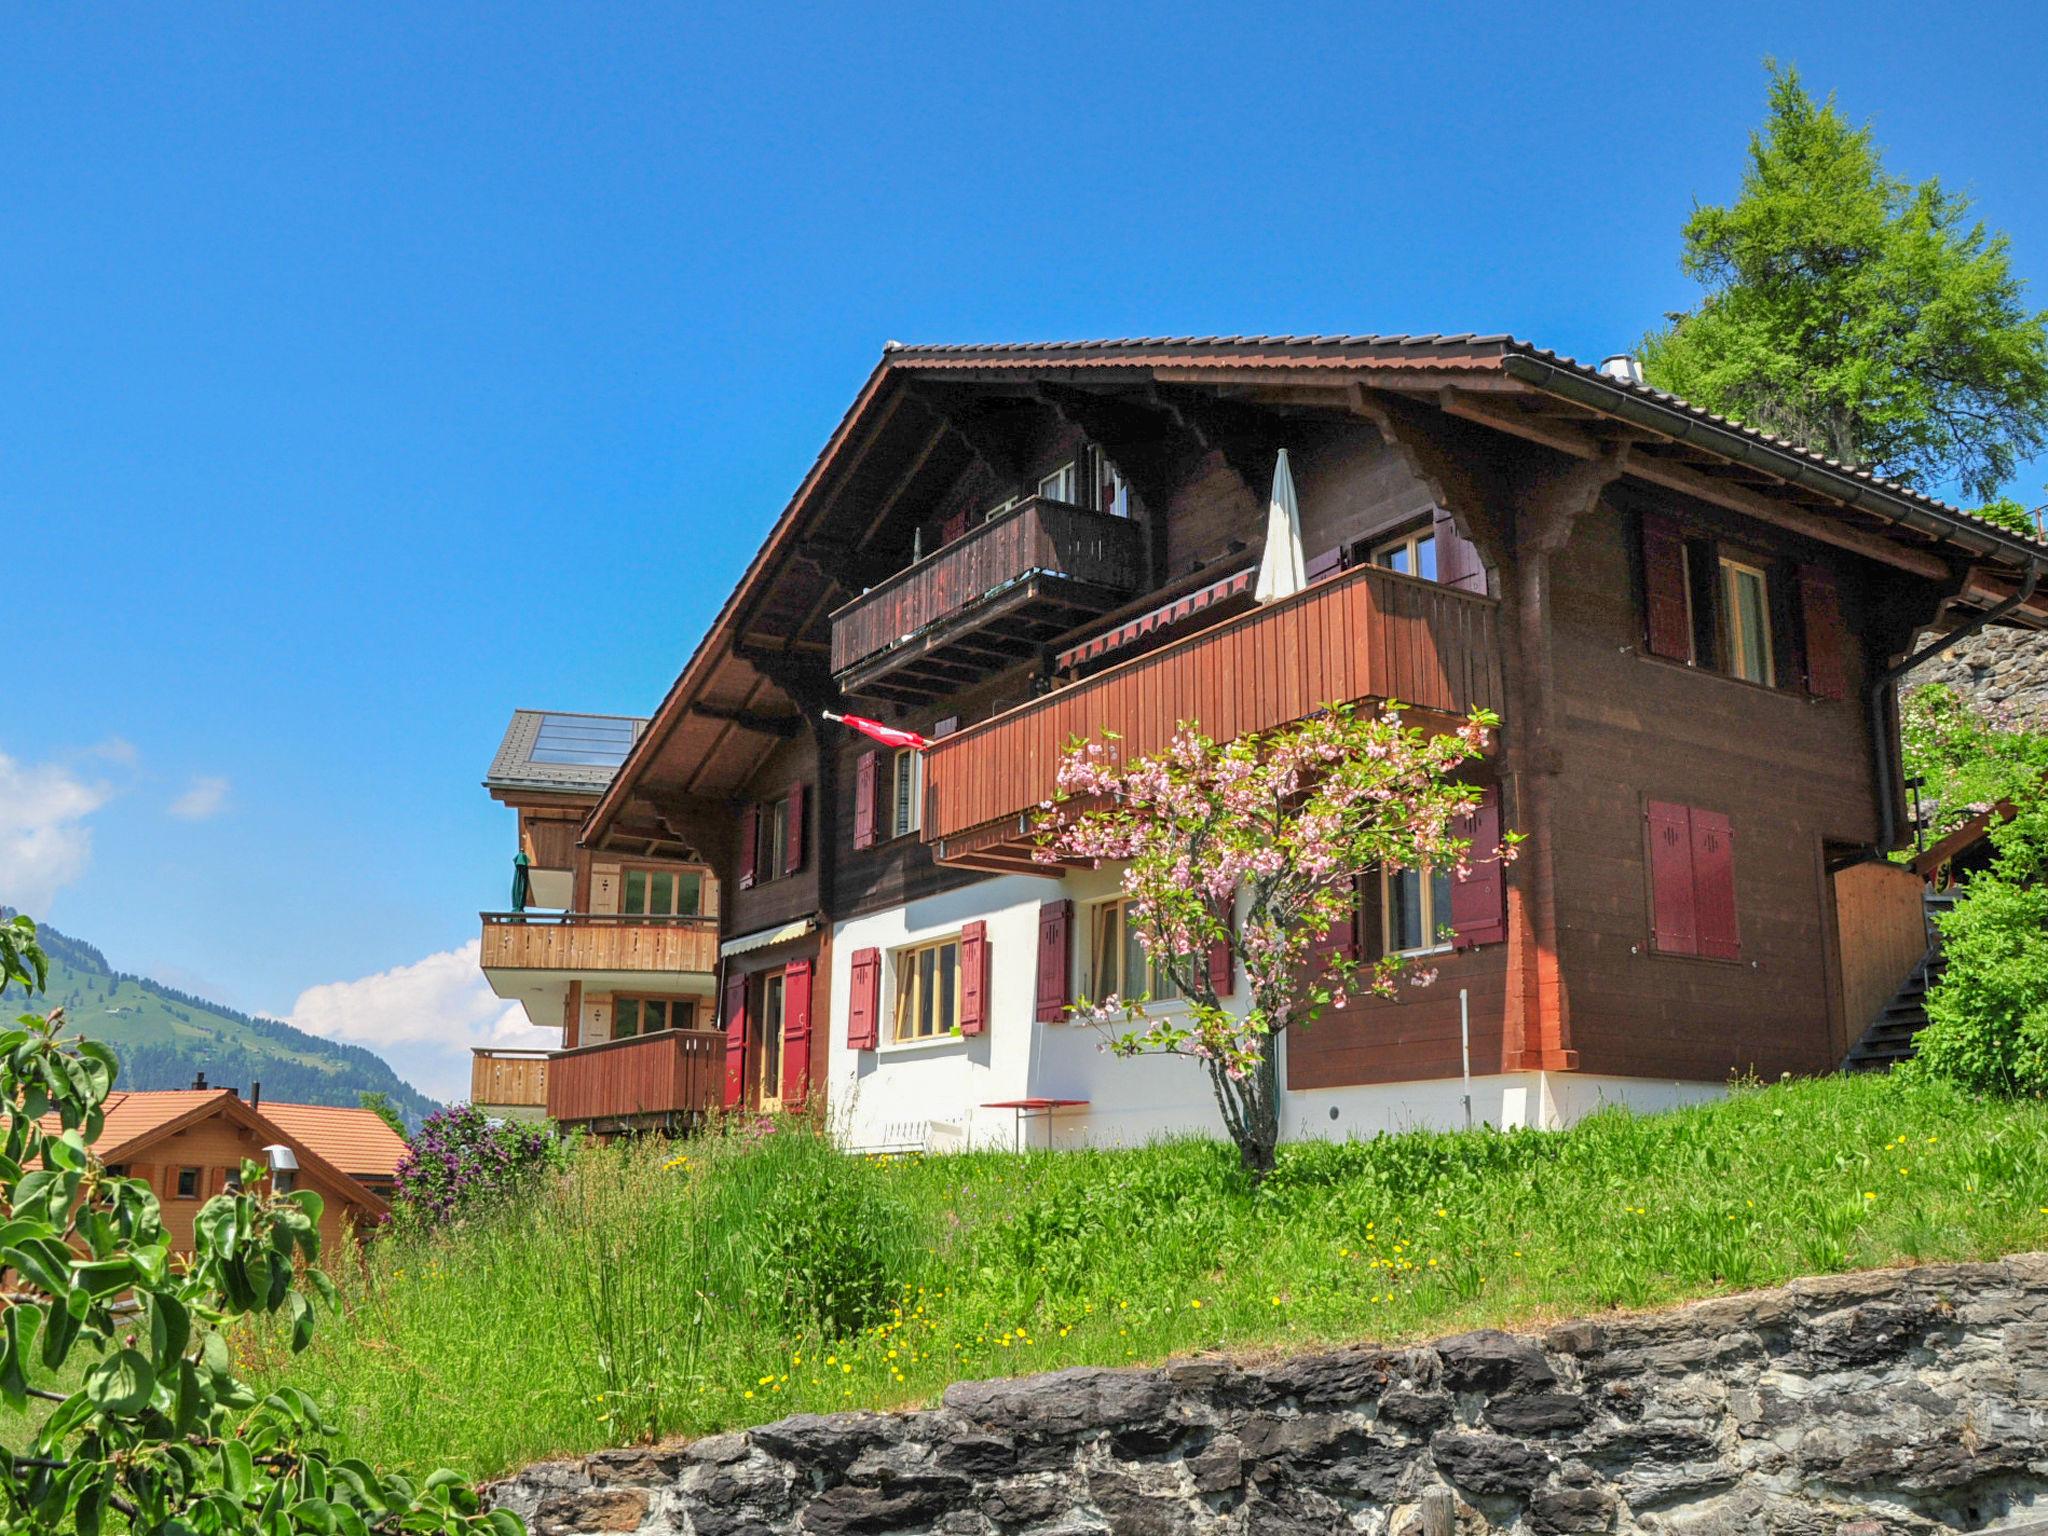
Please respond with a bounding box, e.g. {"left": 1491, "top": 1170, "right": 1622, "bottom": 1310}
{"left": 191, "top": 1070, "right": 209, "bottom": 1092}
{"left": 249, "top": 1081, "right": 262, "bottom": 1113}
{"left": 1597, "top": 354, "right": 1646, "bottom": 387}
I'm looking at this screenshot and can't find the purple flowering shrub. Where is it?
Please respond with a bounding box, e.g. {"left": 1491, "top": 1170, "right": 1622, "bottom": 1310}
{"left": 393, "top": 1104, "right": 567, "bottom": 1228}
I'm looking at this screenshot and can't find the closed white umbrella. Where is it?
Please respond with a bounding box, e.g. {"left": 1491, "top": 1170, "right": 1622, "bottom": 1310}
{"left": 1254, "top": 448, "right": 1307, "bottom": 604}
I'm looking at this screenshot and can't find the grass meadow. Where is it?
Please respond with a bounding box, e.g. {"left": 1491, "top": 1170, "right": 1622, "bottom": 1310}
{"left": 256, "top": 1072, "right": 2048, "bottom": 1482}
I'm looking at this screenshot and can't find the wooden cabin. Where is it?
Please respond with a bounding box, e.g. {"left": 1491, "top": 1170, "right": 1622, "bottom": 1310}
{"left": 527, "top": 334, "right": 2045, "bottom": 1148}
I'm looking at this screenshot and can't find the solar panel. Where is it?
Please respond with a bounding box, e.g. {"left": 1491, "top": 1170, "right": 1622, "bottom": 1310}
{"left": 528, "top": 714, "right": 639, "bottom": 768}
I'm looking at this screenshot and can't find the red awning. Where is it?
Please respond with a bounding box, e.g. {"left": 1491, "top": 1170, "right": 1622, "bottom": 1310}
{"left": 1054, "top": 566, "right": 1256, "bottom": 671}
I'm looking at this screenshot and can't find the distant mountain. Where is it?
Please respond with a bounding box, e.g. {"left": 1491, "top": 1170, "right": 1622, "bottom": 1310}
{"left": 5, "top": 916, "right": 438, "bottom": 1129}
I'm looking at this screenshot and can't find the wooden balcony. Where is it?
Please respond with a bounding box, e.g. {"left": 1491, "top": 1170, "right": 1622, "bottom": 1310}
{"left": 471, "top": 1048, "right": 549, "bottom": 1113}
{"left": 479, "top": 912, "right": 720, "bottom": 976}
{"left": 922, "top": 562, "right": 1506, "bottom": 870}
{"left": 830, "top": 496, "right": 1146, "bottom": 702}
{"left": 545, "top": 1030, "right": 727, "bottom": 1130}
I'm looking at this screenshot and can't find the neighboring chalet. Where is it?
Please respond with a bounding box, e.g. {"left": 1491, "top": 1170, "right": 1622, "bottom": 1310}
{"left": 55, "top": 1089, "right": 391, "bottom": 1254}
{"left": 474, "top": 709, "right": 726, "bottom": 1130}
{"left": 478, "top": 334, "right": 2048, "bottom": 1149}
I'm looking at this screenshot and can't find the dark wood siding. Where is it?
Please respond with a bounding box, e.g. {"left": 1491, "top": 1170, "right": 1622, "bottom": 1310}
{"left": 727, "top": 736, "right": 820, "bottom": 937}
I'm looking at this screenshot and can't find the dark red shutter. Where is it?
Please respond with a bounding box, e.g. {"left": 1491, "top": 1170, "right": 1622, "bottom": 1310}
{"left": 784, "top": 784, "right": 806, "bottom": 875}
{"left": 1799, "top": 564, "right": 1848, "bottom": 701}
{"left": 1305, "top": 546, "right": 1346, "bottom": 584}
{"left": 1450, "top": 785, "right": 1508, "bottom": 949}
{"left": 737, "top": 805, "right": 759, "bottom": 890}
{"left": 852, "top": 751, "right": 878, "bottom": 850}
{"left": 939, "top": 511, "right": 968, "bottom": 546}
{"left": 1034, "top": 900, "right": 1072, "bottom": 1023}
{"left": 1432, "top": 506, "right": 1487, "bottom": 593}
{"left": 847, "top": 947, "right": 880, "bottom": 1050}
{"left": 1207, "top": 895, "right": 1236, "bottom": 996}
{"left": 959, "top": 921, "right": 989, "bottom": 1035}
{"left": 1640, "top": 512, "right": 1693, "bottom": 661}
{"left": 1646, "top": 800, "right": 1698, "bottom": 956}
{"left": 780, "top": 959, "right": 813, "bottom": 1108}
{"left": 721, "top": 973, "right": 748, "bottom": 1108}
{"left": 1690, "top": 810, "right": 1739, "bottom": 960}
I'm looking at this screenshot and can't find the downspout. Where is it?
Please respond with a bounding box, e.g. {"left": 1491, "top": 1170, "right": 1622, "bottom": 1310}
{"left": 1870, "top": 560, "right": 2041, "bottom": 850}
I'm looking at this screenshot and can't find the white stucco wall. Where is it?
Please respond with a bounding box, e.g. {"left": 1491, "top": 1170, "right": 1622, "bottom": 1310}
{"left": 826, "top": 867, "right": 1730, "bottom": 1153}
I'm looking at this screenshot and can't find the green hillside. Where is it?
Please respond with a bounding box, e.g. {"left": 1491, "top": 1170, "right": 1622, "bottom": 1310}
{"left": 11, "top": 918, "right": 437, "bottom": 1128}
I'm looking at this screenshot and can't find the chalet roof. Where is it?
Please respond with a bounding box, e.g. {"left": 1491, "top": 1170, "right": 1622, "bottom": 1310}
{"left": 585, "top": 332, "right": 2048, "bottom": 845}
{"left": 258, "top": 1102, "right": 409, "bottom": 1180}
{"left": 40, "top": 1089, "right": 390, "bottom": 1219}
{"left": 485, "top": 709, "right": 648, "bottom": 795}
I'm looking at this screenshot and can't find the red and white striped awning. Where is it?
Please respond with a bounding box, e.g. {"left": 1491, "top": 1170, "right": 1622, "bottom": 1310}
{"left": 1054, "top": 566, "right": 1256, "bottom": 671}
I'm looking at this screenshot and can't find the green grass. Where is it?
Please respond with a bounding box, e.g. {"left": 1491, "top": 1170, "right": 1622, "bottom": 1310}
{"left": 261, "top": 1072, "right": 2048, "bottom": 1482}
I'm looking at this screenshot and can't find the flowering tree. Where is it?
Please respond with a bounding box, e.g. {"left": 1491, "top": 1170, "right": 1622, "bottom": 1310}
{"left": 1034, "top": 704, "right": 1509, "bottom": 1178}
{"left": 392, "top": 1104, "right": 566, "bottom": 1230}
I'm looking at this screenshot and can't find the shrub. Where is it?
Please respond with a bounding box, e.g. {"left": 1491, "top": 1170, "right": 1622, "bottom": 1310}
{"left": 1909, "top": 878, "right": 2048, "bottom": 1096}
{"left": 393, "top": 1104, "right": 567, "bottom": 1228}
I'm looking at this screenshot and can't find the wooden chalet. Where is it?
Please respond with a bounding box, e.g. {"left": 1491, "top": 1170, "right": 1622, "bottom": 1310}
{"left": 507, "top": 334, "right": 2046, "bottom": 1147}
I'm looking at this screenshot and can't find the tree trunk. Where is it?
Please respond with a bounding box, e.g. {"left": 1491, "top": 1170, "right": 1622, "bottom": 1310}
{"left": 1209, "top": 1039, "right": 1281, "bottom": 1182}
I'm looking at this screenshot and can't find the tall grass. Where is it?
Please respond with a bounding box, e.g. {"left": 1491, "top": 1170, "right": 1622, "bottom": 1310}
{"left": 269, "top": 1073, "right": 2048, "bottom": 1481}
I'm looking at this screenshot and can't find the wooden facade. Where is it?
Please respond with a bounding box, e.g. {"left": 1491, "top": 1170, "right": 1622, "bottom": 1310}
{"left": 1832, "top": 860, "right": 1933, "bottom": 1066}
{"left": 479, "top": 911, "right": 720, "bottom": 975}
{"left": 544, "top": 1029, "right": 726, "bottom": 1128}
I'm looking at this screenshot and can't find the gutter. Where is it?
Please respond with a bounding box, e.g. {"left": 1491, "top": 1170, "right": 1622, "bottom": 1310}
{"left": 1869, "top": 560, "right": 2042, "bottom": 851}
{"left": 1499, "top": 354, "right": 2048, "bottom": 570}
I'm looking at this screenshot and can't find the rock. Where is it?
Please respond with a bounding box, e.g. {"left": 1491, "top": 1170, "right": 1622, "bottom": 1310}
{"left": 1483, "top": 1392, "right": 1592, "bottom": 1435}
{"left": 945, "top": 1366, "right": 1173, "bottom": 1438}
{"left": 1436, "top": 1329, "right": 1557, "bottom": 1394}
{"left": 1430, "top": 1430, "right": 1553, "bottom": 1495}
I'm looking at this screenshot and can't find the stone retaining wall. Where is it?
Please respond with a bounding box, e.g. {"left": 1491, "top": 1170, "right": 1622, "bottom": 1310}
{"left": 1908, "top": 629, "right": 2048, "bottom": 732}
{"left": 491, "top": 1254, "right": 2048, "bottom": 1534}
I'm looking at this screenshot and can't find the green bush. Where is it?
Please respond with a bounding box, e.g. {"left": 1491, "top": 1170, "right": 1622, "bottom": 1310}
{"left": 1910, "top": 879, "right": 2048, "bottom": 1095}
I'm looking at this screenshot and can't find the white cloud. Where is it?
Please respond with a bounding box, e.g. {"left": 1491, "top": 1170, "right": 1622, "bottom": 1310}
{"left": 285, "top": 940, "right": 555, "bottom": 1102}
{"left": 0, "top": 750, "right": 114, "bottom": 916}
{"left": 167, "top": 775, "right": 231, "bottom": 821}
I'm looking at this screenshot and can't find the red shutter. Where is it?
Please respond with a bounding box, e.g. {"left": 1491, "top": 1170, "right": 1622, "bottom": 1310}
{"left": 940, "top": 511, "right": 968, "bottom": 546}
{"left": 780, "top": 959, "right": 813, "bottom": 1108}
{"left": 959, "top": 921, "right": 989, "bottom": 1035}
{"left": 1640, "top": 512, "right": 1693, "bottom": 661}
{"left": 721, "top": 973, "right": 748, "bottom": 1108}
{"left": 737, "top": 805, "right": 759, "bottom": 890}
{"left": 784, "top": 784, "right": 806, "bottom": 875}
{"left": 1645, "top": 800, "right": 1698, "bottom": 956}
{"left": 1450, "top": 785, "right": 1508, "bottom": 949}
{"left": 1432, "top": 506, "right": 1487, "bottom": 593}
{"left": 847, "top": 947, "right": 881, "bottom": 1050}
{"left": 1034, "top": 900, "right": 1072, "bottom": 1023}
{"left": 853, "top": 751, "right": 878, "bottom": 850}
{"left": 1207, "top": 895, "right": 1236, "bottom": 997}
{"left": 1799, "top": 564, "right": 1847, "bottom": 701}
{"left": 1690, "top": 810, "right": 1739, "bottom": 961}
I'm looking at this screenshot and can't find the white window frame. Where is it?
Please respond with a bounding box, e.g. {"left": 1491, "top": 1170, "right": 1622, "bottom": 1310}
{"left": 891, "top": 935, "right": 961, "bottom": 1044}
{"left": 1381, "top": 862, "right": 1455, "bottom": 958}
{"left": 1718, "top": 555, "right": 1774, "bottom": 686}
{"left": 890, "top": 748, "right": 923, "bottom": 839}
{"left": 1038, "top": 462, "right": 1078, "bottom": 504}
{"left": 1372, "top": 527, "right": 1438, "bottom": 582}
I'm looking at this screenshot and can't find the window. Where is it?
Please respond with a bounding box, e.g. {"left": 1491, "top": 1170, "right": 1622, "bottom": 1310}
{"left": 1088, "top": 898, "right": 1182, "bottom": 1003}
{"left": 893, "top": 937, "right": 961, "bottom": 1042}
{"left": 272, "top": 1169, "right": 297, "bottom": 1194}
{"left": 614, "top": 996, "right": 696, "bottom": 1037}
{"left": 1719, "top": 557, "right": 1774, "bottom": 685}
{"left": 176, "top": 1167, "right": 201, "bottom": 1200}
{"left": 754, "top": 971, "right": 786, "bottom": 1108}
{"left": 890, "top": 748, "right": 922, "bottom": 839}
{"left": 1382, "top": 862, "right": 1455, "bottom": 956}
{"left": 1372, "top": 528, "right": 1438, "bottom": 582}
{"left": 622, "top": 867, "right": 703, "bottom": 917}
{"left": 751, "top": 795, "right": 790, "bottom": 882}
{"left": 1038, "top": 462, "right": 1078, "bottom": 504}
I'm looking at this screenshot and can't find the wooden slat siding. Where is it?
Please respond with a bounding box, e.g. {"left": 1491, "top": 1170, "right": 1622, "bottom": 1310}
{"left": 830, "top": 497, "right": 1146, "bottom": 674}
{"left": 521, "top": 816, "right": 578, "bottom": 869}
{"left": 1287, "top": 942, "right": 1512, "bottom": 1089}
{"left": 1834, "top": 860, "right": 1930, "bottom": 1058}
{"left": 470, "top": 1050, "right": 549, "bottom": 1108}
{"left": 545, "top": 1030, "right": 728, "bottom": 1124}
{"left": 478, "top": 915, "right": 720, "bottom": 975}
{"left": 924, "top": 563, "right": 1504, "bottom": 844}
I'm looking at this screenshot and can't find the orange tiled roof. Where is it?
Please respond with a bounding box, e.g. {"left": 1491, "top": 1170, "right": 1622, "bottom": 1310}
{"left": 40, "top": 1089, "right": 233, "bottom": 1159}
{"left": 257, "top": 1102, "right": 408, "bottom": 1180}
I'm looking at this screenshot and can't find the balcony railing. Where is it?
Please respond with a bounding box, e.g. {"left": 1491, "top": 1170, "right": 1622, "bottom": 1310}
{"left": 922, "top": 562, "right": 1506, "bottom": 866}
{"left": 830, "top": 496, "right": 1146, "bottom": 701}
{"left": 545, "top": 1030, "right": 727, "bottom": 1127}
{"left": 479, "top": 912, "right": 720, "bottom": 975}
{"left": 471, "top": 1048, "right": 550, "bottom": 1110}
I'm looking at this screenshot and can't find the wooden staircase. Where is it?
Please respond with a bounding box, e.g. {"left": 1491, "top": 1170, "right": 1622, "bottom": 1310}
{"left": 1842, "top": 891, "right": 1955, "bottom": 1073}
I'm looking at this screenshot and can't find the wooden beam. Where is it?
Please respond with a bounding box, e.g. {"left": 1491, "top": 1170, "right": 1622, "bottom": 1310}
{"left": 687, "top": 703, "right": 802, "bottom": 739}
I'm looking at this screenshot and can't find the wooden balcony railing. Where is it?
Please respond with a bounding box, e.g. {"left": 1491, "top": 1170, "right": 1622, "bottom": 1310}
{"left": 479, "top": 912, "right": 720, "bottom": 975}
{"left": 922, "top": 562, "right": 1505, "bottom": 863}
{"left": 545, "top": 1030, "right": 727, "bottom": 1126}
{"left": 830, "top": 496, "right": 1145, "bottom": 699}
{"left": 471, "top": 1048, "right": 550, "bottom": 1110}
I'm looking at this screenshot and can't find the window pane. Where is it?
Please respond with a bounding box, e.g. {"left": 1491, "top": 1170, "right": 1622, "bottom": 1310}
{"left": 919, "top": 947, "right": 937, "bottom": 1036}
{"left": 1092, "top": 905, "right": 1120, "bottom": 998}
{"left": 650, "top": 872, "right": 674, "bottom": 914}
{"left": 1383, "top": 544, "right": 1410, "bottom": 575}
{"left": 1416, "top": 534, "right": 1437, "bottom": 583}
{"left": 938, "top": 943, "right": 958, "bottom": 1030}
{"left": 1734, "top": 568, "right": 1771, "bottom": 683}
{"left": 1123, "top": 914, "right": 1149, "bottom": 1000}
{"left": 1388, "top": 868, "right": 1424, "bottom": 951}
{"left": 623, "top": 870, "right": 648, "bottom": 915}
{"left": 1430, "top": 865, "right": 1454, "bottom": 947}
{"left": 616, "top": 999, "right": 640, "bottom": 1038}
{"left": 677, "top": 873, "right": 702, "bottom": 915}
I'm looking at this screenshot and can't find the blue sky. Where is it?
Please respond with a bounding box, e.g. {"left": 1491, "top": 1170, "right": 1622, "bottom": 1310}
{"left": 7, "top": 3, "right": 2047, "bottom": 1098}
